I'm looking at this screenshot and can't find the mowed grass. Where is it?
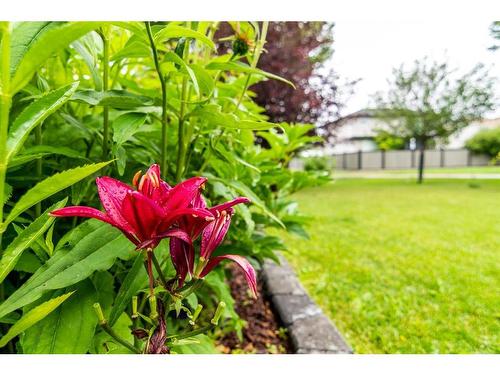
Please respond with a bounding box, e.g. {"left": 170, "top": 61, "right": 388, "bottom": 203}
{"left": 277, "top": 179, "right": 500, "bottom": 353}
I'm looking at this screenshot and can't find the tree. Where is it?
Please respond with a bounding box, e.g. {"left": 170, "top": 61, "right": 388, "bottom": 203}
{"left": 374, "top": 58, "right": 496, "bottom": 183}
{"left": 215, "top": 22, "right": 352, "bottom": 131}
{"left": 489, "top": 21, "right": 500, "bottom": 51}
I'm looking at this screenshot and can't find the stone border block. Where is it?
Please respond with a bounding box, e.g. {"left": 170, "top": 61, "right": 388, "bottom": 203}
{"left": 261, "top": 255, "right": 353, "bottom": 354}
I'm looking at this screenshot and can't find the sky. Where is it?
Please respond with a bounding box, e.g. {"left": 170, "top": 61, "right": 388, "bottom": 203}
{"left": 326, "top": 19, "right": 500, "bottom": 118}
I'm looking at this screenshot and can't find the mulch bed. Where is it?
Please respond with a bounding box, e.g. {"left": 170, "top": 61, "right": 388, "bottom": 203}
{"left": 217, "top": 264, "right": 292, "bottom": 354}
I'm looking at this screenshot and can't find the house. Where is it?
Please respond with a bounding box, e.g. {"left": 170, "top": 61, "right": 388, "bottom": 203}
{"left": 319, "top": 109, "right": 500, "bottom": 155}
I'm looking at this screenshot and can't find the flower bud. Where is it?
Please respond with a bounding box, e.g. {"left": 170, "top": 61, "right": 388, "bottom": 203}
{"left": 210, "top": 301, "right": 226, "bottom": 325}
{"left": 149, "top": 295, "right": 158, "bottom": 320}
{"left": 190, "top": 304, "right": 204, "bottom": 325}
{"left": 93, "top": 302, "right": 106, "bottom": 324}
{"left": 131, "top": 296, "right": 138, "bottom": 319}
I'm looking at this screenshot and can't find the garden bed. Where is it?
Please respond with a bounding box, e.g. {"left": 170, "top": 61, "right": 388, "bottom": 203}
{"left": 217, "top": 264, "right": 292, "bottom": 354}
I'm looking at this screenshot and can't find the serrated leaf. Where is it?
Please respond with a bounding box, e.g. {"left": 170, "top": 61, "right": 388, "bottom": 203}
{"left": 112, "top": 112, "right": 147, "bottom": 145}
{"left": 0, "top": 220, "right": 134, "bottom": 320}
{"left": 0, "top": 161, "right": 111, "bottom": 232}
{"left": 21, "top": 280, "right": 98, "bottom": 354}
{"left": 206, "top": 61, "right": 295, "bottom": 88}
{"left": 0, "top": 292, "right": 73, "bottom": 348}
{"left": 108, "top": 254, "right": 147, "bottom": 326}
{"left": 213, "top": 177, "right": 285, "bottom": 228}
{"left": 3, "top": 183, "right": 12, "bottom": 205}
{"left": 6, "top": 82, "right": 79, "bottom": 162}
{"left": 72, "top": 90, "right": 154, "bottom": 109}
{"left": 10, "top": 22, "right": 103, "bottom": 94}
{"left": 192, "top": 104, "right": 277, "bottom": 130}
{"left": 154, "top": 24, "right": 215, "bottom": 50}
{"left": 0, "top": 199, "right": 67, "bottom": 283}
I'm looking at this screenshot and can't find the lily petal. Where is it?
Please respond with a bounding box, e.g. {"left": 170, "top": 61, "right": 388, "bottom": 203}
{"left": 210, "top": 197, "right": 250, "bottom": 214}
{"left": 50, "top": 206, "right": 139, "bottom": 245}
{"left": 200, "top": 210, "right": 232, "bottom": 259}
{"left": 96, "top": 176, "right": 134, "bottom": 231}
{"left": 200, "top": 254, "right": 257, "bottom": 298}
{"left": 121, "top": 191, "right": 165, "bottom": 241}
{"left": 163, "top": 177, "right": 207, "bottom": 212}
{"left": 169, "top": 238, "right": 194, "bottom": 287}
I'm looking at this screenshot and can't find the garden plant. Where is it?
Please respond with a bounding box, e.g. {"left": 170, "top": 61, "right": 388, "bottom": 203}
{"left": 0, "top": 21, "right": 326, "bottom": 354}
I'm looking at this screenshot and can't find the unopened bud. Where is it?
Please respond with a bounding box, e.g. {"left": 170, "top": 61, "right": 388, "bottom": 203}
{"left": 149, "top": 295, "right": 158, "bottom": 320}
{"left": 93, "top": 302, "right": 106, "bottom": 324}
{"left": 210, "top": 301, "right": 226, "bottom": 325}
{"left": 131, "top": 296, "right": 138, "bottom": 319}
{"left": 190, "top": 304, "right": 203, "bottom": 325}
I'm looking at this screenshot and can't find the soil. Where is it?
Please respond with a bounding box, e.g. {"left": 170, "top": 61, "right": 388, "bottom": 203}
{"left": 217, "top": 264, "right": 292, "bottom": 354}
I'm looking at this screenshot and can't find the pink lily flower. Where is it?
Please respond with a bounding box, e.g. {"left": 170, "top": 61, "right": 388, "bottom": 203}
{"left": 195, "top": 197, "right": 257, "bottom": 298}
{"left": 50, "top": 164, "right": 213, "bottom": 250}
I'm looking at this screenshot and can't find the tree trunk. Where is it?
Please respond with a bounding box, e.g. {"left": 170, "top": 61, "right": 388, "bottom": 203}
{"left": 417, "top": 140, "right": 426, "bottom": 184}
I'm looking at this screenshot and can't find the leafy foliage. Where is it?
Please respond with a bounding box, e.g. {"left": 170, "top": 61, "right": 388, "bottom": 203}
{"left": 465, "top": 127, "right": 500, "bottom": 160}
{"left": 0, "top": 21, "right": 325, "bottom": 354}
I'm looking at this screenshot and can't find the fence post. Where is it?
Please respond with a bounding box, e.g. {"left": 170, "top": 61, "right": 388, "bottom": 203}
{"left": 342, "top": 153, "right": 346, "bottom": 169}
{"left": 467, "top": 150, "right": 472, "bottom": 167}
{"left": 381, "top": 150, "right": 386, "bottom": 169}
{"left": 411, "top": 150, "right": 415, "bottom": 168}
{"left": 358, "top": 150, "right": 362, "bottom": 170}
{"left": 440, "top": 148, "right": 445, "bottom": 167}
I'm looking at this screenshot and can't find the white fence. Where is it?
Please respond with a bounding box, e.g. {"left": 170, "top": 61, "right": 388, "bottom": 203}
{"left": 334, "top": 149, "right": 490, "bottom": 170}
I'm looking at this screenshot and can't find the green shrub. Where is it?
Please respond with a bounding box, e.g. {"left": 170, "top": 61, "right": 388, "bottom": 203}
{"left": 303, "top": 156, "right": 331, "bottom": 173}
{"left": 466, "top": 127, "right": 500, "bottom": 158}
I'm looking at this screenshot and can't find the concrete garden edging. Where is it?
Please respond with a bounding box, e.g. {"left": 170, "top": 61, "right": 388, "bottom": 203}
{"left": 261, "top": 255, "right": 353, "bottom": 354}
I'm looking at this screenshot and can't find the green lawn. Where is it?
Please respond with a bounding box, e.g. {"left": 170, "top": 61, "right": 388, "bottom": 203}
{"left": 277, "top": 179, "right": 500, "bottom": 353}
{"left": 334, "top": 166, "right": 500, "bottom": 175}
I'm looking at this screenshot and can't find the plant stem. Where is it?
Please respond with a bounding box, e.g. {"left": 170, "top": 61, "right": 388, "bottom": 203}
{"left": 146, "top": 249, "right": 154, "bottom": 296}
{"left": 151, "top": 251, "right": 168, "bottom": 289}
{"left": 166, "top": 325, "right": 212, "bottom": 342}
{"left": 0, "top": 22, "right": 11, "bottom": 243}
{"left": 100, "top": 322, "right": 142, "bottom": 353}
{"left": 234, "top": 21, "right": 268, "bottom": 112}
{"left": 175, "top": 30, "right": 191, "bottom": 182}
{"left": 99, "top": 28, "right": 110, "bottom": 160}
{"left": 145, "top": 22, "right": 169, "bottom": 177}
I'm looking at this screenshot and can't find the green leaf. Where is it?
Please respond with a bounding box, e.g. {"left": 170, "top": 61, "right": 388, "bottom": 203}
{"left": 206, "top": 61, "right": 295, "bottom": 88}
{"left": 21, "top": 280, "right": 98, "bottom": 354}
{"left": 2, "top": 183, "right": 12, "bottom": 205}
{"left": 163, "top": 51, "right": 200, "bottom": 97}
{"left": 192, "top": 104, "right": 277, "bottom": 130}
{"left": 72, "top": 90, "right": 154, "bottom": 109}
{"left": 213, "top": 177, "right": 285, "bottom": 228}
{"left": 0, "top": 199, "right": 67, "bottom": 283}
{"left": 0, "top": 292, "right": 73, "bottom": 348}
{"left": 6, "top": 82, "right": 79, "bottom": 162}
{"left": 154, "top": 24, "right": 215, "bottom": 50}
{"left": 0, "top": 161, "right": 111, "bottom": 233}
{"left": 21, "top": 145, "right": 87, "bottom": 160}
{"left": 112, "top": 112, "right": 147, "bottom": 145}
{"left": 71, "top": 34, "right": 103, "bottom": 91}
{"left": 108, "top": 254, "right": 147, "bottom": 326}
{"left": 0, "top": 220, "right": 135, "bottom": 321}
{"left": 10, "top": 22, "right": 103, "bottom": 94}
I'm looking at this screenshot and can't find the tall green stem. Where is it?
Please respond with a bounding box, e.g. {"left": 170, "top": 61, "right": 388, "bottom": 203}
{"left": 0, "top": 22, "right": 12, "bottom": 243}
{"left": 234, "top": 21, "right": 268, "bottom": 112}
{"left": 175, "top": 28, "right": 191, "bottom": 182}
{"left": 145, "top": 22, "right": 169, "bottom": 177}
{"left": 99, "top": 28, "right": 110, "bottom": 160}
